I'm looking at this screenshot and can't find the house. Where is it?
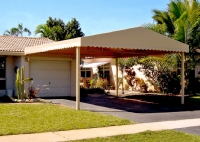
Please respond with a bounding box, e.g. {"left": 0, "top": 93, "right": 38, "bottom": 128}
{"left": 0, "top": 27, "right": 189, "bottom": 108}
{"left": 0, "top": 36, "right": 64, "bottom": 97}
{"left": 80, "top": 58, "right": 147, "bottom": 91}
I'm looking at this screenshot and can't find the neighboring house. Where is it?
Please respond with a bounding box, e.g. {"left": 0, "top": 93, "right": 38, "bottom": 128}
{"left": 80, "top": 58, "right": 116, "bottom": 88}
{"left": 0, "top": 36, "right": 74, "bottom": 97}
{"left": 81, "top": 58, "right": 148, "bottom": 91}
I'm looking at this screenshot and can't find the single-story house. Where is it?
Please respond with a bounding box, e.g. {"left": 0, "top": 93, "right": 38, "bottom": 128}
{"left": 0, "top": 27, "right": 189, "bottom": 109}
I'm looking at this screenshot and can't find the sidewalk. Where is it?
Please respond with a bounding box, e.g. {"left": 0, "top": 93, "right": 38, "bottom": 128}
{"left": 1, "top": 118, "right": 200, "bottom": 142}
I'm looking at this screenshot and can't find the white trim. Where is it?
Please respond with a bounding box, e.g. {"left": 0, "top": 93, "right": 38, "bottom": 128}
{"left": 82, "top": 62, "right": 109, "bottom": 68}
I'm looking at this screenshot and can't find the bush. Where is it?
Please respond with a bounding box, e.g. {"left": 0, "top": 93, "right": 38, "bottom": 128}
{"left": 186, "top": 77, "right": 200, "bottom": 95}
{"left": 96, "top": 78, "right": 108, "bottom": 89}
{"left": 157, "top": 72, "right": 181, "bottom": 94}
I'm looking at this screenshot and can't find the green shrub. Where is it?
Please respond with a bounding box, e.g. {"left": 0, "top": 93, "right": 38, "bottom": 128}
{"left": 96, "top": 78, "right": 108, "bottom": 89}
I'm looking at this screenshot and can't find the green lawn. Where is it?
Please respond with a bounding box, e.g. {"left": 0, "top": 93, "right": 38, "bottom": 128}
{"left": 73, "top": 130, "right": 200, "bottom": 142}
{"left": 190, "top": 96, "right": 200, "bottom": 103}
{"left": 0, "top": 103, "right": 132, "bottom": 136}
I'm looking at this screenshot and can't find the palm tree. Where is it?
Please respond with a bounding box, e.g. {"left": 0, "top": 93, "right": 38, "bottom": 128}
{"left": 3, "top": 23, "right": 31, "bottom": 36}
{"left": 35, "top": 24, "right": 62, "bottom": 41}
{"left": 4, "top": 28, "right": 19, "bottom": 36}
{"left": 17, "top": 23, "right": 31, "bottom": 36}
{"left": 152, "top": 0, "right": 200, "bottom": 40}
{"left": 143, "top": 0, "right": 200, "bottom": 94}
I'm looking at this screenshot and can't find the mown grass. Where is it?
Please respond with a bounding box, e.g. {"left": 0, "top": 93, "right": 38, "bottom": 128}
{"left": 0, "top": 103, "right": 132, "bottom": 136}
{"left": 190, "top": 96, "right": 200, "bottom": 103}
{"left": 74, "top": 130, "right": 200, "bottom": 142}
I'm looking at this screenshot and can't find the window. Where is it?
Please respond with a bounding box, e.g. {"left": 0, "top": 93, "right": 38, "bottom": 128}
{"left": 0, "top": 57, "right": 6, "bottom": 90}
{"left": 81, "top": 68, "right": 91, "bottom": 78}
{"left": 98, "top": 63, "right": 110, "bottom": 82}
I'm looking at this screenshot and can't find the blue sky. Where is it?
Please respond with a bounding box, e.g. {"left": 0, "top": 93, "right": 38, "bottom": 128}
{"left": 0, "top": 0, "right": 170, "bottom": 37}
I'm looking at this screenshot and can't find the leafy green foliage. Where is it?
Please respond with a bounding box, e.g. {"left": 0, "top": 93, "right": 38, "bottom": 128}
{"left": 35, "top": 17, "right": 84, "bottom": 41}
{"left": 96, "top": 78, "right": 108, "bottom": 89}
{"left": 137, "top": 55, "right": 180, "bottom": 93}
{"left": 142, "top": 0, "right": 200, "bottom": 94}
{"left": 4, "top": 23, "right": 31, "bottom": 36}
{"left": 65, "top": 18, "right": 84, "bottom": 39}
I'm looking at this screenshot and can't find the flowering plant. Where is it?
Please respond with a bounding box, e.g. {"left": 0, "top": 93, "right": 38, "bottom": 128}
{"left": 96, "top": 78, "right": 108, "bottom": 89}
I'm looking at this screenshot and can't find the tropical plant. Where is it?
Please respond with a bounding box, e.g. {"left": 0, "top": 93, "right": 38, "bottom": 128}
{"left": 89, "top": 73, "right": 99, "bottom": 88}
{"left": 96, "top": 78, "right": 108, "bottom": 89}
{"left": 142, "top": 0, "right": 200, "bottom": 94}
{"left": 27, "top": 84, "right": 49, "bottom": 99}
{"left": 35, "top": 17, "right": 84, "bottom": 41}
{"left": 4, "top": 23, "right": 31, "bottom": 36}
{"left": 124, "top": 67, "right": 136, "bottom": 90}
{"left": 15, "top": 66, "right": 33, "bottom": 100}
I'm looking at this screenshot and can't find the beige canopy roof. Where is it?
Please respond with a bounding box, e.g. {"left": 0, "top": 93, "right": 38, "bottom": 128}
{"left": 25, "top": 27, "right": 189, "bottom": 58}
{"left": 25, "top": 27, "right": 189, "bottom": 109}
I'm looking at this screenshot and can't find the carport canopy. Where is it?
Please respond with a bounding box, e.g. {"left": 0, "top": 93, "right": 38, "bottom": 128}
{"left": 25, "top": 27, "right": 189, "bottom": 110}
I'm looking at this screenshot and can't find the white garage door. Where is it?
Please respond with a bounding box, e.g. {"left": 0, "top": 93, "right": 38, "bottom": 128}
{"left": 30, "top": 60, "right": 71, "bottom": 97}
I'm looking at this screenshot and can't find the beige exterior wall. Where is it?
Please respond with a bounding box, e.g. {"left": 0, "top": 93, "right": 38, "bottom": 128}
{"left": 71, "top": 60, "right": 76, "bottom": 97}
{"left": 6, "top": 56, "right": 14, "bottom": 90}
{"left": 4, "top": 56, "right": 76, "bottom": 97}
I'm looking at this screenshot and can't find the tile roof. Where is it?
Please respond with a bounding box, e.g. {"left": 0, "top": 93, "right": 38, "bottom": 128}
{"left": 0, "top": 36, "right": 54, "bottom": 52}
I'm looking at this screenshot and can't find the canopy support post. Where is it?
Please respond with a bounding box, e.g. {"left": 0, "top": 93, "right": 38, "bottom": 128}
{"left": 116, "top": 57, "right": 118, "bottom": 97}
{"left": 76, "top": 46, "right": 80, "bottom": 110}
{"left": 181, "top": 52, "right": 185, "bottom": 105}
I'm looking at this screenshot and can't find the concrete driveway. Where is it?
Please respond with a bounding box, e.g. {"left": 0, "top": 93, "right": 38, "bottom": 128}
{"left": 46, "top": 94, "right": 200, "bottom": 135}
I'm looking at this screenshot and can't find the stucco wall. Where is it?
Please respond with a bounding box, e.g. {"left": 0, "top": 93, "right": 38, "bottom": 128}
{"left": 6, "top": 56, "right": 14, "bottom": 90}
{"left": 70, "top": 60, "right": 76, "bottom": 97}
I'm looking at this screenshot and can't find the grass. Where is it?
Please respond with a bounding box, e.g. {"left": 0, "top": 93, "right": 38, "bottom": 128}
{"left": 0, "top": 103, "right": 132, "bottom": 136}
{"left": 190, "top": 96, "right": 200, "bottom": 103}
{"left": 73, "top": 130, "right": 200, "bottom": 142}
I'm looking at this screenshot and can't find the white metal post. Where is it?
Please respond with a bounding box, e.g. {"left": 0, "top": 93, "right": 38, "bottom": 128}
{"left": 76, "top": 47, "right": 80, "bottom": 110}
{"left": 116, "top": 57, "right": 118, "bottom": 97}
{"left": 181, "top": 52, "right": 185, "bottom": 105}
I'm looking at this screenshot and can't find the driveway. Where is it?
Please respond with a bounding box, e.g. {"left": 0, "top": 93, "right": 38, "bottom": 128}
{"left": 46, "top": 94, "right": 200, "bottom": 135}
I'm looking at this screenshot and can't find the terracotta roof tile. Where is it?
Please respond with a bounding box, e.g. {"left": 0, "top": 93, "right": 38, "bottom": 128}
{"left": 0, "top": 36, "right": 54, "bottom": 52}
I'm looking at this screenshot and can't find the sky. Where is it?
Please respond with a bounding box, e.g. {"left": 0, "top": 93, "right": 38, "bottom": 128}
{"left": 0, "top": 0, "right": 170, "bottom": 37}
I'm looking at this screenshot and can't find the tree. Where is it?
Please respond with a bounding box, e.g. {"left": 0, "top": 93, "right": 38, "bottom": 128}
{"left": 4, "top": 23, "right": 31, "bottom": 36}
{"left": 4, "top": 28, "right": 19, "bottom": 36}
{"left": 35, "top": 17, "right": 84, "bottom": 41}
{"left": 143, "top": 0, "right": 200, "bottom": 94}
{"left": 35, "top": 24, "right": 62, "bottom": 41}
{"left": 118, "top": 57, "right": 138, "bottom": 91}
{"left": 65, "top": 18, "right": 84, "bottom": 39}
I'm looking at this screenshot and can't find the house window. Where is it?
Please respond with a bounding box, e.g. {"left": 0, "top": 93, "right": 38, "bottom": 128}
{"left": 81, "top": 68, "right": 91, "bottom": 78}
{"left": 0, "top": 57, "right": 6, "bottom": 90}
{"left": 99, "top": 63, "right": 110, "bottom": 82}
